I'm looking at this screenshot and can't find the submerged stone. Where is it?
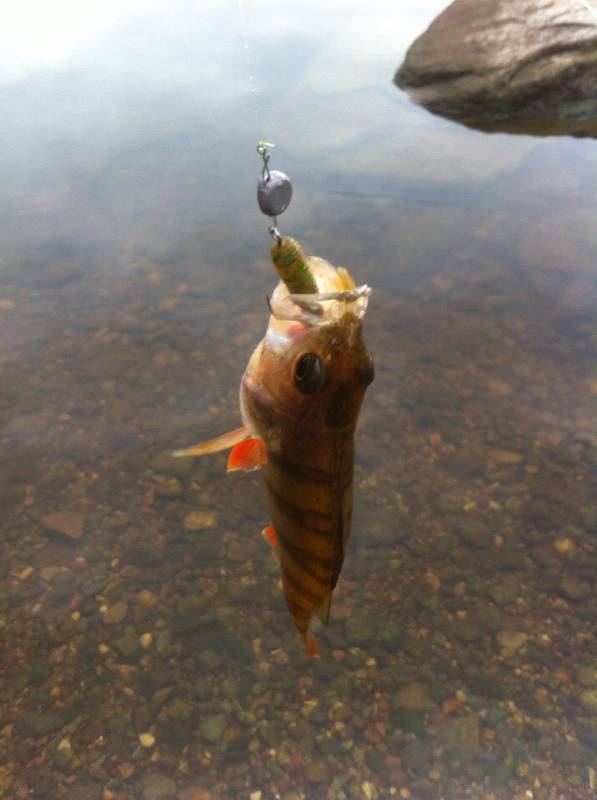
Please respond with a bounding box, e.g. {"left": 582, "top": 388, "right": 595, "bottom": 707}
{"left": 200, "top": 715, "right": 227, "bottom": 743}
{"left": 15, "top": 711, "right": 65, "bottom": 737}
{"left": 137, "top": 772, "right": 177, "bottom": 800}
{"left": 393, "top": 681, "right": 435, "bottom": 710}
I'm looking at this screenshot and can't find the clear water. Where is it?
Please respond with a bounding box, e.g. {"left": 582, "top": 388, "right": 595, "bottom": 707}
{"left": 1, "top": 2, "right": 596, "bottom": 799}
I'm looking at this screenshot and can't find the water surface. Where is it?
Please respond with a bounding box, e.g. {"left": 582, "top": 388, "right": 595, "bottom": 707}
{"left": 1, "top": 2, "right": 596, "bottom": 799}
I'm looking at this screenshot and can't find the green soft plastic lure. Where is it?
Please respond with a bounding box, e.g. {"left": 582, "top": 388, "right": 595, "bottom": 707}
{"left": 271, "top": 235, "right": 318, "bottom": 295}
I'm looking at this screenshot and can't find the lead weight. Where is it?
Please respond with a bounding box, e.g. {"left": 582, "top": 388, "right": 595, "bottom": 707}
{"left": 257, "top": 170, "right": 293, "bottom": 217}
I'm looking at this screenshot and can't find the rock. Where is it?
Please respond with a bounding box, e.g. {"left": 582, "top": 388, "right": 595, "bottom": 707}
{"left": 450, "top": 619, "right": 482, "bottom": 644}
{"left": 66, "top": 783, "right": 103, "bottom": 800}
{"left": 114, "top": 626, "right": 140, "bottom": 658}
{"left": 154, "top": 478, "right": 183, "bottom": 499}
{"left": 551, "top": 740, "right": 592, "bottom": 765}
{"left": 395, "top": 0, "right": 597, "bottom": 138}
{"left": 40, "top": 565, "right": 67, "bottom": 581}
{"left": 345, "top": 613, "right": 375, "bottom": 644}
{"left": 102, "top": 601, "right": 128, "bottom": 625}
{"left": 488, "top": 449, "right": 523, "bottom": 465}
{"left": 559, "top": 575, "right": 592, "bottom": 601}
{"left": 303, "top": 760, "right": 331, "bottom": 784}
{"left": 437, "top": 714, "right": 480, "bottom": 760}
{"left": 393, "top": 681, "right": 435, "bottom": 710}
{"left": 577, "top": 665, "right": 597, "bottom": 687}
{"left": 137, "top": 772, "right": 177, "bottom": 800}
{"left": 200, "top": 715, "right": 226, "bottom": 743}
{"left": 399, "top": 740, "right": 432, "bottom": 775}
{"left": 118, "top": 762, "right": 136, "bottom": 780}
{"left": 179, "top": 789, "right": 214, "bottom": 800}
{"left": 198, "top": 649, "right": 221, "bottom": 670}
{"left": 579, "top": 689, "right": 597, "bottom": 714}
{"left": 15, "top": 711, "right": 65, "bottom": 737}
{"left": 184, "top": 511, "right": 217, "bottom": 530}
{"left": 166, "top": 697, "right": 193, "bottom": 722}
{"left": 40, "top": 511, "right": 85, "bottom": 540}
{"left": 496, "top": 630, "right": 528, "bottom": 655}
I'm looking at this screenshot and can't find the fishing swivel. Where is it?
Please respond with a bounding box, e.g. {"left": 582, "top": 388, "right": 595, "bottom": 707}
{"left": 256, "top": 141, "right": 293, "bottom": 244}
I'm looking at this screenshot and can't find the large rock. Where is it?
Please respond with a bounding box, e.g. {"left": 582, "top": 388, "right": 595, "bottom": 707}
{"left": 395, "top": 0, "right": 597, "bottom": 137}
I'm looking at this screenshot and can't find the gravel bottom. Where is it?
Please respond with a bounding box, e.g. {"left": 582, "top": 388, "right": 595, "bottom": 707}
{"left": 0, "top": 256, "right": 596, "bottom": 799}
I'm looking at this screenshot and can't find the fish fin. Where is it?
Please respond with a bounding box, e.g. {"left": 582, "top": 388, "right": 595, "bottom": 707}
{"left": 261, "top": 524, "right": 280, "bottom": 562}
{"left": 304, "top": 630, "right": 321, "bottom": 659}
{"left": 336, "top": 266, "right": 356, "bottom": 292}
{"left": 227, "top": 438, "right": 268, "bottom": 472}
{"left": 316, "top": 593, "right": 332, "bottom": 627}
{"left": 173, "top": 426, "right": 249, "bottom": 457}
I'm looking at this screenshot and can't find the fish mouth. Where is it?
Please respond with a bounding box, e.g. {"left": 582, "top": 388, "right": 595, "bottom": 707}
{"left": 269, "top": 284, "right": 371, "bottom": 326}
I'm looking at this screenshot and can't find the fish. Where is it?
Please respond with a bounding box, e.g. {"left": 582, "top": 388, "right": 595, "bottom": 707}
{"left": 175, "top": 237, "right": 374, "bottom": 657}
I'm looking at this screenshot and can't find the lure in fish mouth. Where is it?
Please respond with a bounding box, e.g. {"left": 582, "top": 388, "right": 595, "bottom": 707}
{"left": 175, "top": 237, "right": 374, "bottom": 658}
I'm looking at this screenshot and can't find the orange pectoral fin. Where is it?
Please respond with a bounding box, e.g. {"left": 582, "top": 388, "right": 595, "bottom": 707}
{"left": 173, "top": 426, "right": 249, "bottom": 458}
{"left": 261, "top": 524, "right": 280, "bottom": 562}
{"left": 227, "top": 438, "right": 267, "bottom": 472}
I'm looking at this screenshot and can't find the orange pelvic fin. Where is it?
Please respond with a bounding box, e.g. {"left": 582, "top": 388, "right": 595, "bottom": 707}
{"left": 173, "top": 426, "right": 249, "bottom": 457}
{"left": 261, "top": 524, "right": 280, "bottom": 562}
{"left": 304, "top": 630, "right": 321, "bottom": 659}
{"left": 227, "top": 437, "right": 268, "bottom": 472}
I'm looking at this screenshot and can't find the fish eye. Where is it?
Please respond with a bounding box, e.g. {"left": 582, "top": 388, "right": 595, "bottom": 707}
{"left": 293, "top": 352, "right": 326, "bottom": 394}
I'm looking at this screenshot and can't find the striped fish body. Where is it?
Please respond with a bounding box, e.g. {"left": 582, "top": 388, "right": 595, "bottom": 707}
{"left": 261, "top": 414, "right": 356, "bottom": 640}
{"left": 174, "top": 251, "right": 372, "bottom": 656}
{"left": 240, "top": 270, "right": 374, "bottom": 649}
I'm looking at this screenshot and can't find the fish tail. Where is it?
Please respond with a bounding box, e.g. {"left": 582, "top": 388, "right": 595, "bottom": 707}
{"left": 271, "top": 236, "right": 318, "bottom": 295}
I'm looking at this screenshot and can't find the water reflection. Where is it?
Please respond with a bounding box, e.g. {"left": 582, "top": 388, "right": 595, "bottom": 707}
{"left": 1, "top": 1, "right": 596, "bottom": 799}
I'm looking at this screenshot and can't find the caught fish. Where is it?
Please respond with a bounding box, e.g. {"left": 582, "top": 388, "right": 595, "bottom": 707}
{"left": 175, "top": 237, "right": 374, "bottom": 657}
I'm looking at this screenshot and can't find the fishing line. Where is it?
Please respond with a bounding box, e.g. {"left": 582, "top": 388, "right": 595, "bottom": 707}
{"left": 237, "top": 0, "right": 294, "bottom": 241}
{"left": 237, "top": 0, "right": 264, "bottom": 137}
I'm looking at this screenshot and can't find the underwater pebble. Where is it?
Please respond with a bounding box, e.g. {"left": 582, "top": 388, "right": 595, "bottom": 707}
{"left": 154, "top": 477, "right": 183, "bottom": 499}
{"left": 18, "top": 566, "right": 33, "bottom": 580}
{"left": 559, "top": 575, "right": 591, "bottom": 601}
{"left": 553, "top": 536, "right": 575, "bottom": 554}
{"left": 489, "top": 449, "right": 523, "bottom": 464}
{"left": 102, "top": 601, "right": 128, "bottom": 625}
{"left": 580, "top": 689, "right": 597, "bottom": 715}
{"left": 303, "top": 760, "right": 331, "bottom": 784}
{"left": 15, "top": 711, "right": 65, "bottom": 737}
{"left": 135, "top": 589, "right": 158, "bottom": 607}
{"left": 140, "top": 632, "right": 152, "bottom": 648}
{"left": 199, "top": 715, "right": 226, "bottom": 743}
{"left": 496, "top": 630, "right": 528, "bottom": 654}
{"left": 40, "top": 566, "right": 67, "bottom": 581}
{"left": 118, "top": 763, "right": 136, "bottom": 780}
{"left": 184, "top": 511, "right": 217, "bottom": 530}
{"left": 577, "top": 665, "right": 597, "bottom": 687}
{"left": 437, "top": 714, "right": 480, "bottom": 759}
{"left": 137, "top": 772, "right": 176, "bottom": 800}
{"left": 178, "top": 788, "right": 214, "bottom": 800}
{"left": 393, "top": 682, "right": 434, "bottom": 710}
{"left": 40, "top": 511, "right": 85, "bottom": 540}
{"left": 138, "top": 732, "right": 155, "bottom": 748}
{"left": 153, "top": 349, "right": 182, "bottom": 369}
